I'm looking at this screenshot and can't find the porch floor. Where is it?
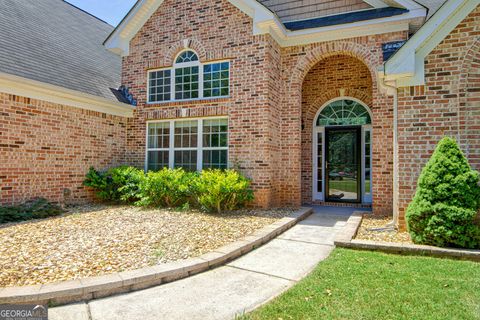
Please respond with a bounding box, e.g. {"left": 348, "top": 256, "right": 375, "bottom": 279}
{"left": 307, "top": 205, "right": 371, "bottom": 216}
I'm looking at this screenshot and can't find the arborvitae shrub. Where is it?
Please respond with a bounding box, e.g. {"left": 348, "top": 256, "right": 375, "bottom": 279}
{"left": 406, "top": 137, "right": 480, "bottom": 248}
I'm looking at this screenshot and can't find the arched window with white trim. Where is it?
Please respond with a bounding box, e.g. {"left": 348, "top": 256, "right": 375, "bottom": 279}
{"left": 148, "top": 49, "right": 230, "bottom": 103}
{"left": 313, "top": 98, "right": 372, "bottom": 204}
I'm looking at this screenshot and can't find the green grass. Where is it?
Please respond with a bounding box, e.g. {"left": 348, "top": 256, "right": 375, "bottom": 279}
{"left": 243, "top": 249, "right": 480, "bottom": 320}
{"left": 329, "top": 180, "right": 357, "bottom": 193}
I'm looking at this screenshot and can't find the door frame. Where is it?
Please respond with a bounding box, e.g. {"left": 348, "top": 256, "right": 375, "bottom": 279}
{"left": 311, "top": 97, "right": 373, "bottom": 204}
{"left": 324, "top": 126, "right": 362, "bottom": 203}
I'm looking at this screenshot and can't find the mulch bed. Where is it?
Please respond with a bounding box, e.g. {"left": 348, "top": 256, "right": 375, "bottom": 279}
{"left": 0, "top": 204, "right": 294, "bottom": 287}
{"left": 355, "top": 214, "right": 412, "bottom": 243}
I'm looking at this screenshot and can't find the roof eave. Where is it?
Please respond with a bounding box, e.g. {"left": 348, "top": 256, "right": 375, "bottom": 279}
{"left": 0, "top": 72, "right": 134, "bottom": 117}
{"left": 384, "top": 0, "right": 480, "bottom": 87}
{"left": 104, "top": 0, "right": 426, "bottom": 55}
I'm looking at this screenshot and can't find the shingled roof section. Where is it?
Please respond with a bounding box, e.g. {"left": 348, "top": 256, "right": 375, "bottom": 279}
{"left": 284, "top": 7, "right": 409, "bottom": 31}
{"left": 0, "top": 0, "right": 123, "bottom": 102}
{"left": 259, "top": 0, "right": 373, "bottom": 23}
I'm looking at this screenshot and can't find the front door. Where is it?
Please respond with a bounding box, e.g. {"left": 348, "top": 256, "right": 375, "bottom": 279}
{"left": 325, "top": 126, "right": 361, "bottom": 203}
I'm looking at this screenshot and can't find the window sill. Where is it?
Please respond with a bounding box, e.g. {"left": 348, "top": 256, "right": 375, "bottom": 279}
{"left": 145, "top": 96, "right": 231, "bottom": 108}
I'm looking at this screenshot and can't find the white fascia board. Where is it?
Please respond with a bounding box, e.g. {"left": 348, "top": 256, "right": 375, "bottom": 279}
{"left": 0, "top": 72, "right": 134, "bottom": 117}
{"left": 282, "top": 21, "right": 410, "bottom": 47}
{"left": 254, "top": 9, "right": 422, "bottom": 47}
{"left": 105, "top": 0, "right": 163, "bottom": 57}
{"left": 385, "top": 0, "right": 479, "bottom": 86}
{"left": 393, "top": 0, "right": 425, "bottom": 10}
{"left": 105, "top": 0, "right": 425, "bottom": 55}
{"left": 363, "top": 0, "right": 389, "bottom": 8}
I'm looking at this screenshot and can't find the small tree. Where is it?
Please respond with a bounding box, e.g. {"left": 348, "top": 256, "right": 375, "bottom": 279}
{"left": 406, "top": 137, "right": 480, "bottom": 249}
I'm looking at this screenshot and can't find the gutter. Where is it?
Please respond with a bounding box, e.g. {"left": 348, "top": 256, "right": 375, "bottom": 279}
{"left": 0, "top": 72, "right": 134, "bottom": 118}
{"left": 377, "top": 68, "right": 400, "bottom": 227}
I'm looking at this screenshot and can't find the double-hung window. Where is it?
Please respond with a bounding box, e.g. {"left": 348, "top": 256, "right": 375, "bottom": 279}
{"left": 148, "top": 50, "right": 230, "bottom": 103}
{"left": 146, "top": 118, "right": 228, "bottom": 171}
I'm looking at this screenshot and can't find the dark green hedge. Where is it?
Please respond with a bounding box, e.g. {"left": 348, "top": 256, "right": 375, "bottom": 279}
{"left": 0, "top": 198, "right": 64, "bottom": 224}
{"left": 406, "top": 137, "right": 480, "bottom": 249}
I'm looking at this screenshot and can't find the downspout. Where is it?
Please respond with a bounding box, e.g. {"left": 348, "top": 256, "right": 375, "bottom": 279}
{"left": 377, "top": 67, "right": 399, "bottom": 228}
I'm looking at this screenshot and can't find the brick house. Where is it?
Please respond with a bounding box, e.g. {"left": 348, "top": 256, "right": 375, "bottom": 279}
{"left": 0, "top": 0, "right": 478, "bottom": 228}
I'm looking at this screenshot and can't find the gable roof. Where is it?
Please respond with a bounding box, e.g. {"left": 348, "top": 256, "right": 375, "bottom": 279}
{"left": 105, "top": 0, "right": 426, "bottom": 55}
{"left": 383, "top": 0, "right": 479, "bottom": 87}
{"left": 0, "top": 0, "right": 124, "bottom": 102}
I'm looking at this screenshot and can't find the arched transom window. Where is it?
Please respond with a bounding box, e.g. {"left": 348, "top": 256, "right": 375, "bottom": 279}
{"left": 148, "top": 49, "right": 230, "bottom": 103}
{"left": 316, "top": 99, "right": 371, "bottom": 126}
{"left": 175, "top": 50, "right": 199, "bottom": 63}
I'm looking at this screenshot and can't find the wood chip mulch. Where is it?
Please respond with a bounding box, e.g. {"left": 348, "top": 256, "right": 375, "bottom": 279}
{"left": 0, "top": 205, "right": 295, "bottom": 288}
{"left": 355, "top": 214, "right": 412, "bottom": 243}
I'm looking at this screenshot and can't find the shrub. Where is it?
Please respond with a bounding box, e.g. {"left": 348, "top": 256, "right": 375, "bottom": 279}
{"left": 84, "top": 166, "right": 255, "bottom": 213}
{"left": 195, "top": 169, "right": 254, "bottom": 213}
{"left": 406, "top": 137, "right": 480, "bottom": 249}
{"left": 136, "top": 168, "right": 197, "bottom": 208}
{"left": 83, "top": 166, "right": 144, "bottom": 203}
{"left": 0, "top": 198, "right": 64, "bottom": 224}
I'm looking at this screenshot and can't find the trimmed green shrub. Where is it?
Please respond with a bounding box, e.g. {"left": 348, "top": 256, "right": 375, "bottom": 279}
{"left": 194, "top": 169, "right": 254, "bottom": 213}
{"left": 406, "top": 137, "right": 480, "bottom": 249}
{"left": 0, "top": 198, "right": 64, "bottom": 224}
{"left": 84, "top": 166, "right": 255, "bottom": 213}
{"left": 83, "top": 166, "right": 144, "bottom": 203}
{"left": 136, "top": 168, "right": 197, "bottom": 208}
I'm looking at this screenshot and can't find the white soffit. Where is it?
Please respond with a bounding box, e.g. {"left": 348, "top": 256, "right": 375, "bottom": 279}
{"left": 384, "top": 0, "right": 479, "bottom": 87}
{"left": 0, "top": 72, "right": 134, "bottom": 117}
{"left": 104, "top": 0, "right": 426, "bottom": 55}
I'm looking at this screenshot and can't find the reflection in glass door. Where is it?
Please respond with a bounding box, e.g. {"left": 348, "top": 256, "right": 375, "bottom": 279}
{"left": 325, "top": 127, "right": 361, "bottom": 202}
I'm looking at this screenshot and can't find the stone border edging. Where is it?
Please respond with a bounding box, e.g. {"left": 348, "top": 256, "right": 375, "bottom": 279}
{"left": 334, "top": 212, "right": 480, "bottom": 262}
{"left": 0, "top": 207, "right": 313, "bottom": 306}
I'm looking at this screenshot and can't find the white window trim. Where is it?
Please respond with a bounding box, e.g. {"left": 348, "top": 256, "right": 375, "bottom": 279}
{"left": 147, "top": 53, "right": 231, "bottom": 104}
{"left": 145, "top": 116, "right": 229, "bottom": 172}
{"left": 312, "top": 97, "right": 373, "bottom": 204}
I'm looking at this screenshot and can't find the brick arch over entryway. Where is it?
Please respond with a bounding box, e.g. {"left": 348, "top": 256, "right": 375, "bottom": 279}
{"left": 300, "top": 54, "right": 373, "bottom": 203}
{"left": 290, "top": 41, "right": 379, "bottom": 87}
{"left": 277, "top": 39, "right": 397, "bottom": 214}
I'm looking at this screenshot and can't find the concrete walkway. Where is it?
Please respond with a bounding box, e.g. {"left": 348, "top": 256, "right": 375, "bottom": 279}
{"left": 50, "top": 206, "right": 360, "bottom": 320}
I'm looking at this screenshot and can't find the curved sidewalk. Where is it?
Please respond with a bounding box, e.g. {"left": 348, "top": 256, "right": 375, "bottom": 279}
{"left": 50, "top": 206, "right": 358, "bottom": 320}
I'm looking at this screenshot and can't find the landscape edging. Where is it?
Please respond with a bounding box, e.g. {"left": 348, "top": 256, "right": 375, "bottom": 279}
{"left": 334, "top": 212, "right": 480, "bottom": 262}
{"left": 0, "top": 207, "right": 313, "bottom": 306}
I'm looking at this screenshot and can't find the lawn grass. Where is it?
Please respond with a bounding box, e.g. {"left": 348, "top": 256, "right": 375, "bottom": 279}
{"left": 243, "top": 249, "right": 480, "bottom": 320}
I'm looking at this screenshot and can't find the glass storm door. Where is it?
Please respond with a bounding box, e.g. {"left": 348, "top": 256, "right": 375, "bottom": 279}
{"left": 325, "top": 127, "right": 361, "bottom": 203}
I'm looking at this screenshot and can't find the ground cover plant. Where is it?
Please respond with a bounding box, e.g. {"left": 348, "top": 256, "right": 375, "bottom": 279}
{"left": 0, "top": 198, "right": 64, "bottom": 224}
{"left": 406, "top": 137, "right": 480, "bottom": 249}
{"left": 243, "top": 248, "right": 480, "bottom": 320}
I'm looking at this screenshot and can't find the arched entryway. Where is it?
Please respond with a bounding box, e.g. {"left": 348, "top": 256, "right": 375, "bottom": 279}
{"left": 300, "top": 53, "right": 374, "bottom": 205}
{"left": 312, "top": 98, "right": 372, "bottom": 203}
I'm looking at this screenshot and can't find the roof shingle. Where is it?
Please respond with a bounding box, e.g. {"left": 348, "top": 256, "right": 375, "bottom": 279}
{"left": 0, "top": 0, "right": 122, "bottom": 102}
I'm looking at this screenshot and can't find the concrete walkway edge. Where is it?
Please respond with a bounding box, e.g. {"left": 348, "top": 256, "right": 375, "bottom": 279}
{"left": 50, "top": 206, "right": 355, "bottom": 320}
{"left": 0, "top": 208, "right": 312, "bottom": 306}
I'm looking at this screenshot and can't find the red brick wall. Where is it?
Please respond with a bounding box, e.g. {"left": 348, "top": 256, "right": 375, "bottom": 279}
{"left": 0, "top": 93, "right": 127, "bottom": 205}
{"left": 278, "top": 32, "right": 407, "bottom": 213}
{"left": 122, "top": 0, "right": 283, "bottom": 207}
{"left": 301, "top": 55, "right": 373, "bottom": 203}
{"left": 397, "top": 6, "right": 480, "bottom": 227}
{"left": 121, "top": 0, "right": 408, "bottom": 211}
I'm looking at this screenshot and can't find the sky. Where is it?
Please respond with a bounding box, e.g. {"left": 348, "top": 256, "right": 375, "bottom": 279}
{"left": 66, "top": 0, "right": 137, "bottom": 26}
